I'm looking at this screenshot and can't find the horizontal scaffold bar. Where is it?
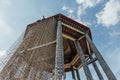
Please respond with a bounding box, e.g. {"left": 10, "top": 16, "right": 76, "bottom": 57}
{"left": 20, "top": 40, "right": 56, "bottom": 53}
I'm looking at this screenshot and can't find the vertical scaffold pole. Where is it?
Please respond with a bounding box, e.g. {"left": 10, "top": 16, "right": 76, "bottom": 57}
{"left": 89, "top": 55, "right": 104, "bottom": 80}
{"left": 71, "top": 66, "right": 76, "bottom": 80}
{"left": 75, "top": 69, "right": 81, "bottom": 80}
{"left": 55, "top": 19, "right": 64, "bottom": 80}
{"left": 85, "top": 34, "right": 117, "bottom": 80}
{"left": 75, "top": 40, "right": 93, "bottom": 80}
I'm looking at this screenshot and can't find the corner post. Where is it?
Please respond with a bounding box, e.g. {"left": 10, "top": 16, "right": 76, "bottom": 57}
{"left": 55, "top": 18, "right": 64, "bottom": 80}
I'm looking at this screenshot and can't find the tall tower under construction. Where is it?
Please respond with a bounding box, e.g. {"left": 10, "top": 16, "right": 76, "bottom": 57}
{"left": 0, "top": 14, "right": 116, "bottom": 80}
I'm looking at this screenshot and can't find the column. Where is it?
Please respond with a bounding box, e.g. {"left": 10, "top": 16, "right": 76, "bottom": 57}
{"left": 55, "top": 20, "right": 64, "bottom": 80}
{"left": 75, "top": 69, "right": 81, "bottom": 80}
{"left": 85, "top": 34, "right": 117, "bottom": 80}
{"left": 90, "top": 55, "right": 104, "bottom": 80}
{"left": 71, "top": 66, "right": 76, "bottom": 80}
{"left": 75, "top": 40, "right": 93, "bottom": 80}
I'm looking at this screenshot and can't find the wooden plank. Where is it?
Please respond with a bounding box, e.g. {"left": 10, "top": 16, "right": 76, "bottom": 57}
{"left": 78, "top": 35, "right": 85, "bottom": 40}
{"left": 62, "top": 23, "right": 85, "bottom": 34}
{"left": 62, "top": 33, "right": 75, "bottom": 41}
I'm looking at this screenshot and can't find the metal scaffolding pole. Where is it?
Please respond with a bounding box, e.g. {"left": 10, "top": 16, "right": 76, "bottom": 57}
{"left": 75, "top": 40, "right": 93, "bottom": 80}
{"left": 89, "top": 55, "right": 104, "bottom": 80}
{"left": 75, "top": 69, "right": 81, "bottom": 80}
{"left": 55, "top": 20, "right": 64, "bottom": 80}
{"left": 71, "top": 66, "right": 76, "bottom": 80}
{"left": 85, "top": 34, "right": 117, "bottom": 80}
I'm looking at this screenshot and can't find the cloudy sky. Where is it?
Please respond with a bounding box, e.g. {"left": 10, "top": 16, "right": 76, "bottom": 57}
{"left": 0, "top": 0, "right": 120, "bottom": 79}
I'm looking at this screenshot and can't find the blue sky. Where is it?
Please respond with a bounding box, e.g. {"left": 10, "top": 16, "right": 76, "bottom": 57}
{"left": 0, "top": 0, "right": 120, "bottom": 79}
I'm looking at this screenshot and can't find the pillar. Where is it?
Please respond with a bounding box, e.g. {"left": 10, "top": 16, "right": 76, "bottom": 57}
{"left": 85, "top": 34, "right": 117, "bottom": 80}
{"left": 90, "top": 55, "right": 104, "bottom": 80}
{"left": 75, "top": 69, "right": 81, "bottom": 80}
{"left": 75, "top": 40, "right": 93, "bottom": 80}
{"left": 55, "top": 20, "right": 64, "bottom": 80}
{"left": 71, "top": 66, "right": 76, "bottom": 80}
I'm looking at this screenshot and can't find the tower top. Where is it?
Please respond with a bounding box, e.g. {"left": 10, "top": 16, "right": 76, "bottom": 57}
{"left": 25, "top": 13, "right": 92, "bottom": 72}
{"left": 26, "top": 13, "right": 92, "bottom": 37}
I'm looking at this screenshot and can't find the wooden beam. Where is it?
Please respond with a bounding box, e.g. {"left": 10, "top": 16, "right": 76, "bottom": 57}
{"left": 62, "top": 23, "right": 85, "bottom": 34}
{"left": 70, "top": 54, "right": 79, "bottom": 65}
{"left": 62, "top": 33, "right": 75, "bottom": 41}
{"left": 28, "top": 40, "right": 56, "bottom": 51}
{"left": 64, "top": 54, "right": 89, "bottom": 69}
{"left": 64, "top": 63, "right": 70, "bottom": 69}
{"left": 78, "top": 35, "right": 85, "bottom": 40}
{"left": 70, "top": 41, "right": 89, "bottom": 66}
{"left": 20, "top": 40, "right": 56, "bottom": 53}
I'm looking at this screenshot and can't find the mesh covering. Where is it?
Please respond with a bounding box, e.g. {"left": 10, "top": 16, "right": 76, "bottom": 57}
{"left": 0, "top": 31, "right": 25, "bottom": 71}
{"left": 0, "top": 18, "right": 57, "bottom": 80}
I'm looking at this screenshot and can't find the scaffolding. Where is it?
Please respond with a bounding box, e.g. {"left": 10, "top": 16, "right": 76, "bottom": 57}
{"left": 0, "top": 18, "right": 56, "bottom": 80}
{"left": 0, "top": 14, "right": 117, "bottom": 80}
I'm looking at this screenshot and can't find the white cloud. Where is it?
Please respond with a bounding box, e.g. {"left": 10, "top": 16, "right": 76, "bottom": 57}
{"left": 76, "top": 0, "right": 101, "bottom": 7}
{"left": 61, "top": 5, "right": 74, "bottom": 15}
{"left": 96, "top": 0, "right": 120, "bottom": 27}
{"left": 109, "top": 31, "right": 120, "bottom": 37}
{"left": 62, "top": 5, "right": 68, "bottom": 10}
{"left": 68, "top": 9, "right": 74, "bottom": 14}
{"left": 0, "top": 50, "right": 6, "bottom": 57}
{"left": 76, "top": 0, "right": 102, "bottom": 20}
